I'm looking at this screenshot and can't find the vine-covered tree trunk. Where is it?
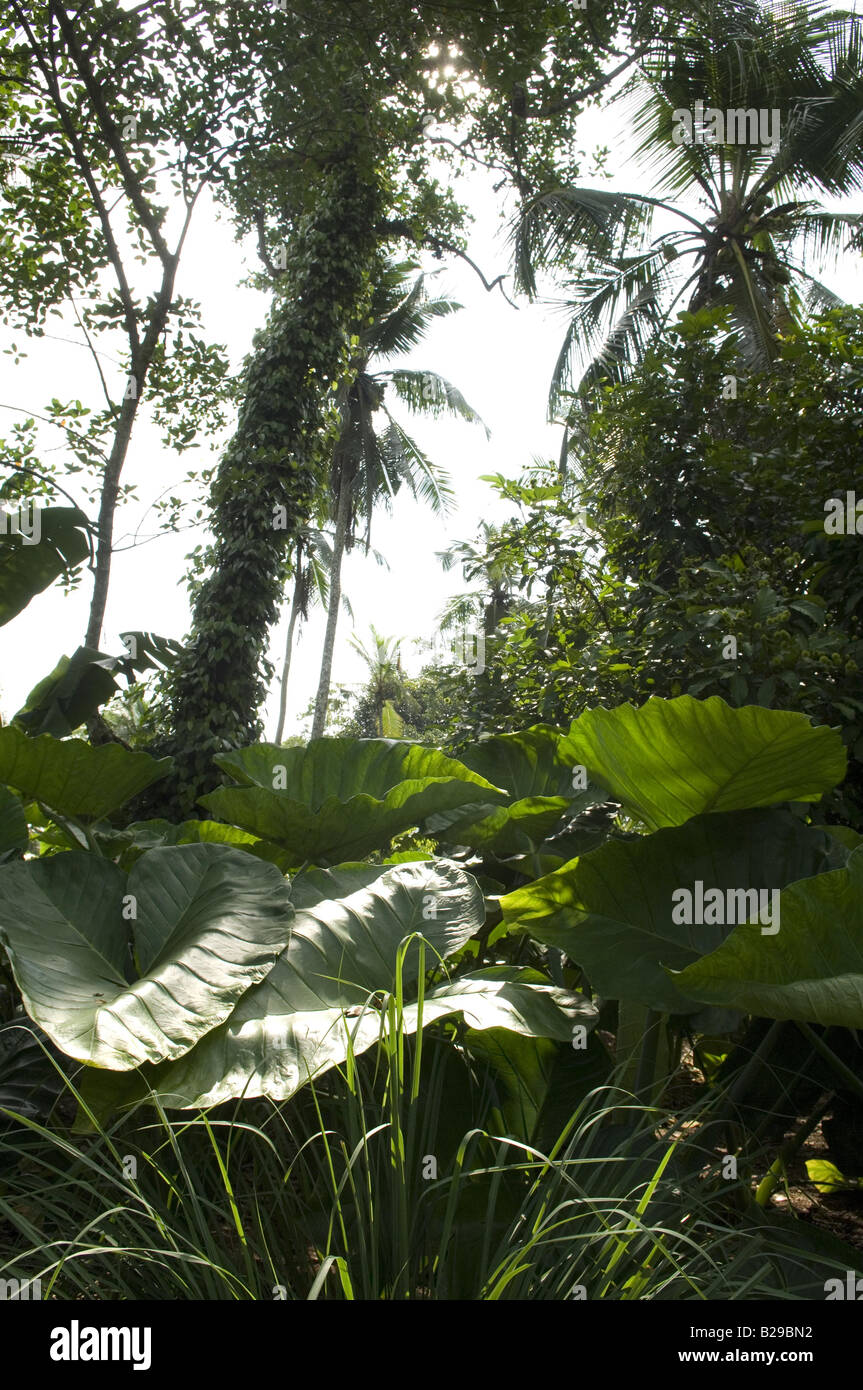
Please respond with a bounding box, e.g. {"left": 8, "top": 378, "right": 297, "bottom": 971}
{"left": 156, "top": 152, "right": 382, "bottom": 817}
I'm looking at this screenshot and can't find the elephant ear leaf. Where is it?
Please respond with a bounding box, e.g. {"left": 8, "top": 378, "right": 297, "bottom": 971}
{"left": 0, "top": 724, "right": 171, "bottom": 820}
{"left": 673, "top": 845, "right": 863, "bottom": 1028}
{"left": 214, "top": 738, "right": 502, "bottom": 801}
{"left": 0, "top": 845, "right": 293, "bottom": 1069}
{"left": 89, "top": 861, "right": 594, "bottom": 1112}
{"left": 202, "top": 738, "right": 506, "bottom": 864}
{"left": 500, "top": 809, "right": 840, "bottom": 1013}
{"left": 431, "top": 726, "right": 603, "bottom": 855}
{"left": 567, "top": 695, "right": 845, "bottom": 830}
{"left": 104, "top": 859, "right": 485, "bottom": 1107}
{"left": 456, "top": 725, "right": 588, "bottom": 800}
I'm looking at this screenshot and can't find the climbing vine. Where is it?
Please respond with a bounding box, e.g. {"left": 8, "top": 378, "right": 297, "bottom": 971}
{"left": 157, "top": 147, "right": 384, "bottom": 816}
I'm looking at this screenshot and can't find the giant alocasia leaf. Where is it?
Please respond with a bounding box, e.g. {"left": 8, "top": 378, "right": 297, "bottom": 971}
{"left": 0, "top": 845, "right": 293, "bottom": 1068}
{"left": 106, "top": 818, "right": 292, "bottom": 873}
{"left": 457, "top": 726, "right": 587, "bottom": 799}
{"left": 500, "top": 809, "right": 843, "bottom": 1013}
{"left": 214, "top": 738, "right": 502, "bottom": 801}
{"left": 673, "top": 845, "right": 863, "bottom": 1028}
{"left": 428, "top": 726, "right": 603, "bottom": 855}
{"left": 0, "top": 725, "right": 171, "bottom": 820}
{"left": 84, "top": 860, "right": 593, "bottom": 1110}
{"left": 566, "top": 696, "right": 846, "bottom": 831}
{"left": 201, "top": 738, "right": 507, "bottom": 864}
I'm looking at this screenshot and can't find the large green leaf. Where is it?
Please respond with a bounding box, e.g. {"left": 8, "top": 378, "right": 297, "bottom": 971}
{"left": 500, "top": 809, "right": 842, "bottom": 1013}
{"left": 13, "top": 647, "right": 119, "bottom": 737}
{"left": 673, "top": 845, "right": 863, "bottom": 1028}
{"left": 0, "top": 506, "right": 90, "bottom": 626}
{"left": 0, "top": 845, "right": 293, "bottom": 1068}
{"left": 98, "top": 860, "right": 481, "bottom": 1105}
{"left": 215, "top": 738, "right": 502, "bottom": 800}
{"left": 401, "top": 966, "right": 593, "bottom": 1040}
{"left": 88, "top": 861, "right": 593, "bottom": 1109}
{"left": 431, "top": 796, "right": 575, "bottom": 855}
{"left": 110, "top": 818, "right": 292, "bottom": 873}
{"left": 566, "top": 696, "right": 846, "bottom": 830}
{"left": 456, "top": 725, "right": 587, "bottom": 799}
{"left": 429, "top": 726, "right": 603, "bottom": 854}
{"left": 203, "top": 740, "right": 506, "bottom": 865}
{"left": 0, "top": 725, "right": 171, "bottom": 820}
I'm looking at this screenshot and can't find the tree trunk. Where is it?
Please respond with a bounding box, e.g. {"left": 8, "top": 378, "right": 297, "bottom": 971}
{"left": 84, "top": 268, "right": 179, "bottom": 649}
{"left": 84, "top": 391, "right": 142, "bottom": 650}
{"left": 311, "top": 470, "right": 352, "bottom": 739}
{"left": 273, "top": 542, "right": 304, "bottom": 744}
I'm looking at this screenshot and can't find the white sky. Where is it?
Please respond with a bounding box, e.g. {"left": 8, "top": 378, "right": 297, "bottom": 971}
{"left": 1, "top": 67, "right": 861, "bottom": 738}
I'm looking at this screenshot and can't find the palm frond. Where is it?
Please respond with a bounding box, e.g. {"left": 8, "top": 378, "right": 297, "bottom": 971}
{"left": 715, "top": 255, "right": 781, "bottom": 368}
{"left": 511, "top": 188, "right": 656, "bottom": 298}
{"left": 436, "top": 592, "right": 484, "bottom": 634}
{"left": 384, "top": 369, "right": 489, "bottom": 436}
{"left": 548, "top": 248, "right": 675, "bottom": 406}
{"left": 574, "top": 273, "right": 671, "bottom": 397}
{"left": 370, "top": 272, "right": 463, "bottom": 360}
{"left": 793, "top": 209, "right": 863, "bottom": 263}
{"left": 376, "top": 415, "right": 456, "bottom": 517}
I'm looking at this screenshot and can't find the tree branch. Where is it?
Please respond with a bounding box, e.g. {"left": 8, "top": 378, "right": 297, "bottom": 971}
{"left": 51, "top": 0, "right": 176, "bottom": 270}
{"left": 12, "top": 0, "right": 142, "bottom": 352}
{"left": 530, "top": 47, "right": 652, "bottom": 119}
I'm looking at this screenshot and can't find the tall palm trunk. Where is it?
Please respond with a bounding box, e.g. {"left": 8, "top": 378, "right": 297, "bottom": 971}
{"left": 311, "top": 468, "right": 352, "bottom": 739}
{"left": 273, "top": 540, "right": 304, "bottom": 744}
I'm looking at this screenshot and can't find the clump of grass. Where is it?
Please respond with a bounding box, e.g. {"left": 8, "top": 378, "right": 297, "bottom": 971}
{"left": 0, "top": 1009, "right": 855, "bottom": 1300}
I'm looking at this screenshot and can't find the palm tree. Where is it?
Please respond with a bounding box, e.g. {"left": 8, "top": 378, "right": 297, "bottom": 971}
{"left": 348, "top": 626, "right": 405, "bottom": 738}
{"left": 437, "top": 523, "right": 520, "bottom": 647}
{"left": 272, "top": 524, "right": 388, "bottom": 743}
{"left": 309, "top": 262, "right": 488, "bottom": 739}
{"left": 513, "top": 0, "right": 863, "bottom": 406}
{"left": 273, "top": 527, "right": 339, "bottom": 746}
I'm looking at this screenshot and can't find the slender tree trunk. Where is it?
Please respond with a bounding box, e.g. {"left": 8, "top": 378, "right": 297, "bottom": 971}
{"left": 84, "top": 391, "right": 142, "bottom": 649}
{"left": 311, "top": 472, "right": 352, "bottom": 739}
{"left": 84, "top": 267, "right": 180, "bottom": 649}
{"left": 274, "top": 545, "right": 304, "bottom": 744}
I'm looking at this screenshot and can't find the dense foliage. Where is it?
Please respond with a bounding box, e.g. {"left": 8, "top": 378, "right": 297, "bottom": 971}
{"left": 2, "top": 0, "right": 863, "bottom": 1310}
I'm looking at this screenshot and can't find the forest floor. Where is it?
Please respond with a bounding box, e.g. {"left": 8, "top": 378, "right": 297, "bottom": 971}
{"left": 663, "top": 1045, "right": 863, "bottom": 1257}
{"left": 782, "top": 1124, "right": 863, "bottom": 1254}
